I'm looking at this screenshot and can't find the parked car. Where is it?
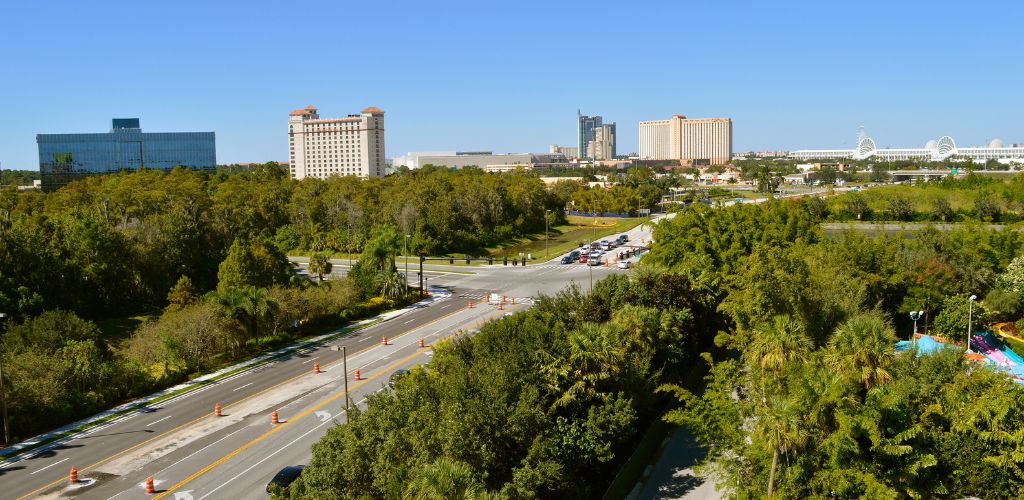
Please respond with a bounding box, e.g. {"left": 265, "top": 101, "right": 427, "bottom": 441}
{"left": 617, "top": 260, "right": 631, "bottom": 269}
{"left": 267, "top": 465, "right": 305, "bottom": 494}
{"left": 579, "top": 255, "right": 589, "bottom": 263}
{"left": 560, "top": 256, "right": 573, "bottom": 264}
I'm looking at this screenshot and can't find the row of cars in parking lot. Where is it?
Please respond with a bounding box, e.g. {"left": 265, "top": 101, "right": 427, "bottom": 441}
{"left": 560, "top": 234, "right": 632, "bottom": 268}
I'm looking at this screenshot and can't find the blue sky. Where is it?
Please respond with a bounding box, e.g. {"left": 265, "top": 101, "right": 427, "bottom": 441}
{"left": 1, "top": 0, "right": 1021, "bottom": 168}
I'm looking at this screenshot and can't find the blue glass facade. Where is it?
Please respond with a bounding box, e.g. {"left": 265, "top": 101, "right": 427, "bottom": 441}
{"left": 37, "top": 119, "right": 216, "bottom": 190}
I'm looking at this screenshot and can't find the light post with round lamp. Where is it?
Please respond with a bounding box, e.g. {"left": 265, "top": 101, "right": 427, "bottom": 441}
{"left": 910, "top": 310, "right": 924, "bottom": 348}
{"left": 967, "top": 294, "right": 978, "bottom": 353}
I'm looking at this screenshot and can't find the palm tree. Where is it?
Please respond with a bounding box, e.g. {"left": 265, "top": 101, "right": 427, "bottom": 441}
{"left": 208, "top": 286, "right": 278, "bottom": 352}
{"left": 757, "top": 393, "right": 808, "bottom": 497}
{"left": 745, "top": 315, "right": 812, "bottom": 389}
{"left": 308, "top": 251, "right": 333, "bottom": 282}
{"left": 825, "top": 312, "right": 897, "bottom": 390}
{"left": 404, "top": 457, "right": 485, "bottom": 500}
{"left": 374, "top": 270, "right": 405, "bottom": 299}
{"left": 549, "top": 323, "right": 625, "bottom": 409}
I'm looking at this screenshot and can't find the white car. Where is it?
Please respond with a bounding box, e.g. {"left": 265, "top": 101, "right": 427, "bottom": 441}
{"left": 617, "top": 261, "right": 631, "bottom": 269}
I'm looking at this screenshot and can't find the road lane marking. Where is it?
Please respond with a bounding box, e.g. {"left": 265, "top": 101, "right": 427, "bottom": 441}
{"left": 146, "top": 416, "right": 173, "bottom": 427}
{"left": 15, "top": 301, "right": 474, "bottom": 500}
{"left": 153, "top": 309, "right": 511, "bottom": 499}
{"left": 302, "top": 357, "right": 319, "bottom": 364}
{"left": 197, "top": 408, "right": 337, "bottom": 500}
{"left": 230, "top": 383, "right": 253, "bottom": 392}
{"left": 29, "top": 457, "right": 68, "bottom": 475}
{"left": 153, "top": 350, "right": 428, "bottom": 499}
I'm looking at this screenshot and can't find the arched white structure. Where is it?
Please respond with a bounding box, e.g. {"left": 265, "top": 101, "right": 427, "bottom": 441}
{"left": 933, "top": 136, "right": 956, "bottom": 160}
{"left": 854, "top": 137, "right": 876, "bottom": 160}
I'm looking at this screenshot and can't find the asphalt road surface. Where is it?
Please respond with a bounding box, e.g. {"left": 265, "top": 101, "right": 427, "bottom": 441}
{"left": 0, "top": 216, "right": 657, "bottom": 499}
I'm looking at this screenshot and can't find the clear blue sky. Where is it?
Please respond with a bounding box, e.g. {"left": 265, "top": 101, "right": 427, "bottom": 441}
{"left": 2, "top": 0, "right": 1021, "bottom": 169}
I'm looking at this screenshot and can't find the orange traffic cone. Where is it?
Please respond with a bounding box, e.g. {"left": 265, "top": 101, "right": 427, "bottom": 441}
{"left": 418, "top": 338, "right": 425, "bottom": 348}
{"left": 214, "top": 403, "right": 222, "bottom": 417}
{"left": 498, "top": 301, "right": 504, "bottom": 311}
{"left": 381, "top": 336, "right": 388, "bottom": 345}
{"left": 354, "top": 369, "right": 361, "bottom": 381}
{"left": 511, "top": 296, "right": 516, "bottom": 304}
{"left": 313, "top": 361, "right": 321, "bottom": 374}
{"left": 271, "top": 410, "right": 280, "bottom": 425}
{"left": 467, "top": 300, "right": 474, "bottom": 309}
{"left": 501, "top": 294, "right": 506, "bottom": 303}
{"left": 69, "top": 466, "right": 79, "bottom": 485}
{"left": 145, "top": 476, "right": 155, "bottom": 494}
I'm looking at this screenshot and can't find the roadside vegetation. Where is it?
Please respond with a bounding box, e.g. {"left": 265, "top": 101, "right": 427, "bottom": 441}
{"left": 286, "top": 195, "right": 1024, "bottom": 498}
{"left": 649, "top": 198, "right": 1024, "bottom": 497}
{"left": 0, "top": 163, "right": 678, "bottom": 443}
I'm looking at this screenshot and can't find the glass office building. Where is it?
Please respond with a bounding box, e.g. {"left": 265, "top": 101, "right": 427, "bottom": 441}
{"left": 37, "top": 119, "right": 216, "bottom": 190}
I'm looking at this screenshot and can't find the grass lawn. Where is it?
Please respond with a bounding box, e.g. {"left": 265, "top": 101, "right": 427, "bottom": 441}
{"left": 96, "top": 312, "right": 160, "bottom": 341}
{"left": 491, "top": 216, "right": 645, "bottom": 260}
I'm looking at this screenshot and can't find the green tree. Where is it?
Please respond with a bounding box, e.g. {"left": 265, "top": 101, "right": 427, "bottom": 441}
{"left": 217, "top": 238, "right": 294, "bottom": 291}
{"left": 931, "top": 197, "right": 954, "bottom": 222}
{"left": 166, "top": 275, "right": 198, "bottom": 310}
{"left": 405, "top": 458, "right": 487, "bottom": 500}
{"left": 824, "top": 312, "right": 897, "bottom": 390}
{"left": 308, "top": 251, "right": 333, "bottom": 282}
{"left": 887, "top": 196, "right": 913, "bottom": 221}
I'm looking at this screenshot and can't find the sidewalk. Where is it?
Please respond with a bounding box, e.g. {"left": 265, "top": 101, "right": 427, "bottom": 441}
{"left": 633, "top": 427, "right": 721, "bottom": 500}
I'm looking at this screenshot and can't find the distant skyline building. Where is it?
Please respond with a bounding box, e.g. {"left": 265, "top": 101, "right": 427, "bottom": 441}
{"left": 588, "top": 123, "right": 616, "bottom": 160}
{"left": 37, "top": 118, "right": 216, "bottom": 191}
{"left": 391, "top": 151, "right": 569, "bottom": 170}
{"left": 639, "top": 115, "right": 732, "bottom": 165}
{"left": 790, "top": 129, "right": 1024, "bottom": 163}
{"left": 288, "top": 105, "right": 385, "bottom": 180}
{"left": 549, "top": 144, "right": 579, "bottom": 159}
{"left": 578, "top": 111, "right": 616, "bottom": 160}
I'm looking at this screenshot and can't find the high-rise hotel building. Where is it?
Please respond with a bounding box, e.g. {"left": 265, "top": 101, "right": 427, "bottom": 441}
{"left": 639, "top": 115, "right": 732, "bottom": 165}
{"left": 288, "top": 105, "right": 385, "bottom": 180}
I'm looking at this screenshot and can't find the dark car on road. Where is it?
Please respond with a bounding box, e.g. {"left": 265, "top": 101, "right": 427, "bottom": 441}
{"left": 569, "top": 250, "right": 581, "bottom": 261}
{"left": 267, "top": 465, "right": 304, "bottom": 494}
{"left": 389, "top": 369, "right": 411, "bottom": 388}
{"left": 560, "top": 256, "right": 573, "bottom": 264}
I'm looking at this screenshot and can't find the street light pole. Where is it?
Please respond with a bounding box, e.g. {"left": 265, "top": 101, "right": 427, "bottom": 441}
{"left": 404, "top": 235, "right": 410, "bottom": 296}
{"left": 910, "top": 310, "right": 923, "bottom": 349}
{"left": 967, "top": 295, "right": 978, "bottom": 353}
{"left": 0, "top": 312, "right": 8, "bottom": 446}
{"left": 342, "top": 346, "right": 350, "bottom": 412}
{"left": 544, "top": 210, "right": 551, "bottom": 260}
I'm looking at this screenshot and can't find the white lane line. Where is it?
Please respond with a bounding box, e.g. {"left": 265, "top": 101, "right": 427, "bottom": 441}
{"left": 30, "top": 457, "right": 69, "bottom": 475}
{"left": 158, "top": 428, "right": 246, "bottom": 475}
{"left": 403, "top": 319, "right": 416, "bottom": 325}
{"left": 197, "top": 416, "right": 334, "bottom": 500}
{"left": 231, "top": 383, "right": 253, "bottom": 392}
{"left": 302, "top": 357, "right": 319, "bottom": 364}
{"left": 146, "top": 415, "right": 173, "bottom": 427}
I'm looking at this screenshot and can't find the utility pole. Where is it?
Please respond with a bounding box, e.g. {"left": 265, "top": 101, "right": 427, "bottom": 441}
{"left": 544, "top": 210, "right": 551, "bottom": 259}
{"left": 404, "top": 235, "right": 410, "bottom": 296}
{"left": 343, "top": 346, "right": 350, "bottom": 412}
{"left": 0, "top": 312, "right": 8, "bottom": 446}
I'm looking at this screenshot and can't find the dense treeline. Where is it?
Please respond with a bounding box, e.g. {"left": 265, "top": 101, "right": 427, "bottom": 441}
{"left": 285, "top": 196, "right": 1024, "bottom": 498}
{"left": 826, "top": 173, "right": 1024, "bottom": 223}
{"left": 288, "top": 267, "right": 725, "bottom": 498}
{"left": 0, "top": 164, "right": 577, "bottom": 321}
{"left": 646, "top": 199, "right": 1024, "bottom": 497}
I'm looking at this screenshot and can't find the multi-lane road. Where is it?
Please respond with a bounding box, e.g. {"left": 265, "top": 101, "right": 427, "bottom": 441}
{"left": 0, "top": 219, "right": 656, "bottom": 499}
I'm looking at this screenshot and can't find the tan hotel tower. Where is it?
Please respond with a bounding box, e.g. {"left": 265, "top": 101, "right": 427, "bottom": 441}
{"left": 639, "top": 115, "right": 732, "bottom": 165}
{"left": 288, "top": 105, "right": 385, "bottom": 180}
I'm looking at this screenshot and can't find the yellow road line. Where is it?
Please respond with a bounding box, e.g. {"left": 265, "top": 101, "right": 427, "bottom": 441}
{"left": 15, "top": 302, "right": 474, "bottom": 500}
{"left": 153, "top": 308, "right": 510, "bottom": 499}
